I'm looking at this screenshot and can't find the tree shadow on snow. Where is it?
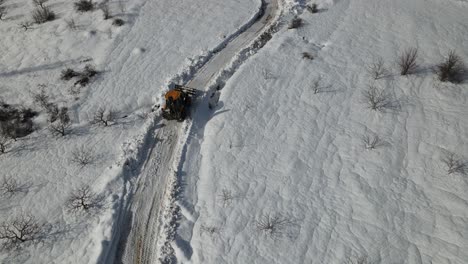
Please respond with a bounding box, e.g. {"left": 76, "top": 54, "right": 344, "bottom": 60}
{"left": 0, "top": 60, "right": 79, "bottom": 78}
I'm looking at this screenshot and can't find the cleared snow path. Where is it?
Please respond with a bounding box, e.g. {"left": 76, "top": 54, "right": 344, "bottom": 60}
{"left": 115, "top": 0, "right": 280, "bottom": 263}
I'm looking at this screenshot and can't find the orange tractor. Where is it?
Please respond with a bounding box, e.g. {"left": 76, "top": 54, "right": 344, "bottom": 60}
{"left": 161, "top": 85, "right": 197, "bottom": 121}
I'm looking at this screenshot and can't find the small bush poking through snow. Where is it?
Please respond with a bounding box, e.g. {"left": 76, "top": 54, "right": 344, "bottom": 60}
{"left": 31, "top": 6, "right": 55, "bottom": 24}
{"left": 99, "top": 1, "right": 111, "bottom": 19}
{"left": 66, "top": 185, "right": 102, "bottom": 213}
{"left": 218, "top": 188, "right": 234, "bottom": 207}
{"left": 200, "top": 224, "right": 221, "bottom": 237}
{"left": 441, "top": 151, "right": 467, "bottom": 175}
{"left": 288, "top": 17, "right": 303, "bottom": 29}
{"left": 397, "top": 47, "right": 418, "bottom": 75}
{"left": 0, "top": 176, "right": 20, "bottom": 195}
{"left": 307, "top": 3, "right": 318, "bottom": 13}
{"left": 0, "top": 213, "right": 43, "bottom": 250}
{"left": 367, "top": 56, "right": 388, "bottom": 80}
{"left": 70, "top": 145, "right": 96, "bottom": 166}
{"left": 362, "top": 85, "right": 392, "bottom": 111}
{"left": 0, "top": 134, "right": 10, "bottom": 154}
{"left": 74, "top": 0, "right": 94, "bottom": 12}
{"left": 112, "top": 18, "right": 124, "bottom": 26}
{"left": 65, "top": 18, "right": 77, "bottom": 30}
{"left": 302, "top": 52, "right": 313, "bottom": 60}
{"left": 362, "top": 134, "right": 384, "bottom": 150}
{"left": 436, "top": 50, "right": 465, "bottom": 83}
{"left": 0, "top": 2, "right": 6, "bottom": 21}
{"left": 32, "top": 0, "right": 48, "bottom": 8}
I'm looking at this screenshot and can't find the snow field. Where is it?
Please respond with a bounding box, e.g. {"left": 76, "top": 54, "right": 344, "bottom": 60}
{"left": 0, "top": 0, "right": 259, "bottom": 262}
{"left": 178, "top": 0, "right": 468, "bottom": 263}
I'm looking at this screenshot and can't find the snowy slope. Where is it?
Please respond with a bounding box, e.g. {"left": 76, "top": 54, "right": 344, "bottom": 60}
{"left": 177, "top": 0, "right": 468, "bottom": 263}
{"left": 0, "top": 0, "right": 259, "bottom": 263}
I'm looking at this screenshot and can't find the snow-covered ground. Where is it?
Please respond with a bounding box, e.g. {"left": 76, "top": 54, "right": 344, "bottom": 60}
{"left": 177, "top": 0, "right": 468, "bottom": 263}
{"left": 0, "top": 0, "right": 259, "bottom": 262}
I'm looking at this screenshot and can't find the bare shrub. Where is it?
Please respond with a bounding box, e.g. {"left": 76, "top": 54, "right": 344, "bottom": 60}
{"left": 117, "top": 0, "right": 125, "bottom": 13}
{"left": 302, "top": 52, "right": 313, "bottom": 60}
{"left": 362, "top": 85, "right": 391, "bottom": 111}
{"left": 255, "top": 213, "right": 290, "bottom": 238}
{"left": 70, "top": 145, "right": 96, "bottom": 166}
{"left": 74, "top": 0, "right": 94, "bottom": 12}
{"left": 74, "top": 76, "right": 90, "bottom": 86}
{"left": 32, "top": 0, "right": 48, "bottom": 8}
{"left": 32, "top": 6, "right": 55, "bottom": 24}
{"left": 0, "top": 5, "right": 6, "bottom": 20}
{"left": 49, "top": 107, "right": 70, "bottom": 136}
{"left": 398, "top": 47, "right": 418, "bottom": 75}
{"left": 346, "top": 256, "right": 369, "bottom": 264}
{"left": 362, "top": 134, "right": 383, "bottom": 150}
{"left": 60, "top": 68, "right": 79, "bottom": 80}
{"left": 0, "top": 214, "right": 43, "bottom": 249}
{"left": 367, "top": 57, "right": 388, "bottom": 80}
{"left": 99, "top": 1, "right": 111, "bottom": 19}
{"left": 218, "top": 188, "right": 233, "bottom": 207}
{"left": 0, "top": 133, "right": 10, "bottom": 154}
{"left": 311, "top": 76, "right": 322, "bottom": 94}
{"left": 288, "top": 17, "right": 303, "bottom": 29}
{"left": 19, "top": 21, "right": 33, "bottom": 30}
{"left": 200, "top": 224, "right": 220, "bottom": 237}
{"left": 65, "top": 18, "right": 77, "bottom": 30}
{"left": 307, "top": 3, "right": 318, "bottom": 13}
{"left": 436, "top": 50, "right": 465, "bottom": 83}
{"left": 83, "top": 64, "right": 98, "bottom": 77}
{"left": 262, "top": 69, "right": 275, "bottom": 80}
{"left": 0, "top": 176, "right": 20, "bottom": 195}
{"left": 441, "top": 152, "right": 467, "bottom": 175}
{"left": 92, "top": 107, "right": 116, "bottom": 126}
{"left": 66, "top": 185, "right": 102, "bottom": 212}
{"left": 112, "top": 18, "right": 124, "bottom": 26}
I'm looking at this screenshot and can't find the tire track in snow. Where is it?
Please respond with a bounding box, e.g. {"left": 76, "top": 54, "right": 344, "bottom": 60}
{"left": 113, "top": 1, "right": 282, "bottom": 263}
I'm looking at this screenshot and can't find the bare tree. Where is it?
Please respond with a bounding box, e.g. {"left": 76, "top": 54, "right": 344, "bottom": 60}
{"left": 436, "top": 50, "right": 465, "bottom": 83}
{"left": 362, "top": 85, "right": 391, "bottom": 111}
{"left": 367, "top": 57, "right": 388, "bottom": 80}
{"left": 218, "top": 188, "right": 234, "bottom": 207}
{"left": 0, "top": 176, "right": 20, "bottom": 195}
{"left": 32, "top": 0, "right": 48, "bottom": 8}
{"left": 362, "top": 134, "right": 383, "bottom": 150}
{"left": 441, "top": 152, "right": 467, "bottom": 175}
{"left": 66, "top": 185, "right": 102, "bottom": 212}
{"left": 92, "top": 107, "right": 116, "bottom": 126}
{"left": 49, "top": 107, "right": 70, "bottom": 136}
{"left": 0, "top": 133, "right": 10, "bottom": 154}
{"left": 74, "top": 0, "right": 94, "bottom": 12}
{"left": 31, "top": 88, "right": 50, "bottom": 109}
{"left": 255, "top": 213, "right": 290, "bottom": 238}
{"left": 70, "top": 145, "right": 96, "bottom": 166}
{"left": 398, "top": 47, "right": 418, "bottom": 75}
{"left": 0, "top": 214, "right": 43, "bottom": 249}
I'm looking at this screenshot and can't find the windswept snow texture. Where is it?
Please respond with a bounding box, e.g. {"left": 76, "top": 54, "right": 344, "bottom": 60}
{"left": 180, "top": 0, "right": 468, "bottom": 263}
{"left": 0, "top": 0, "right": 258, "bottom": 263}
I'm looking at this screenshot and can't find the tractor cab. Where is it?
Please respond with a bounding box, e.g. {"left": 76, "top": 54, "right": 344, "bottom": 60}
{"left": 161, "top": 85, "right": 197, "bottom": 121}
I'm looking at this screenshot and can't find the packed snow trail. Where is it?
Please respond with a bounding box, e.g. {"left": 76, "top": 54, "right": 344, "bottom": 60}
{"left": 115, "top": 0, "right": 279, "bottom": 263}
